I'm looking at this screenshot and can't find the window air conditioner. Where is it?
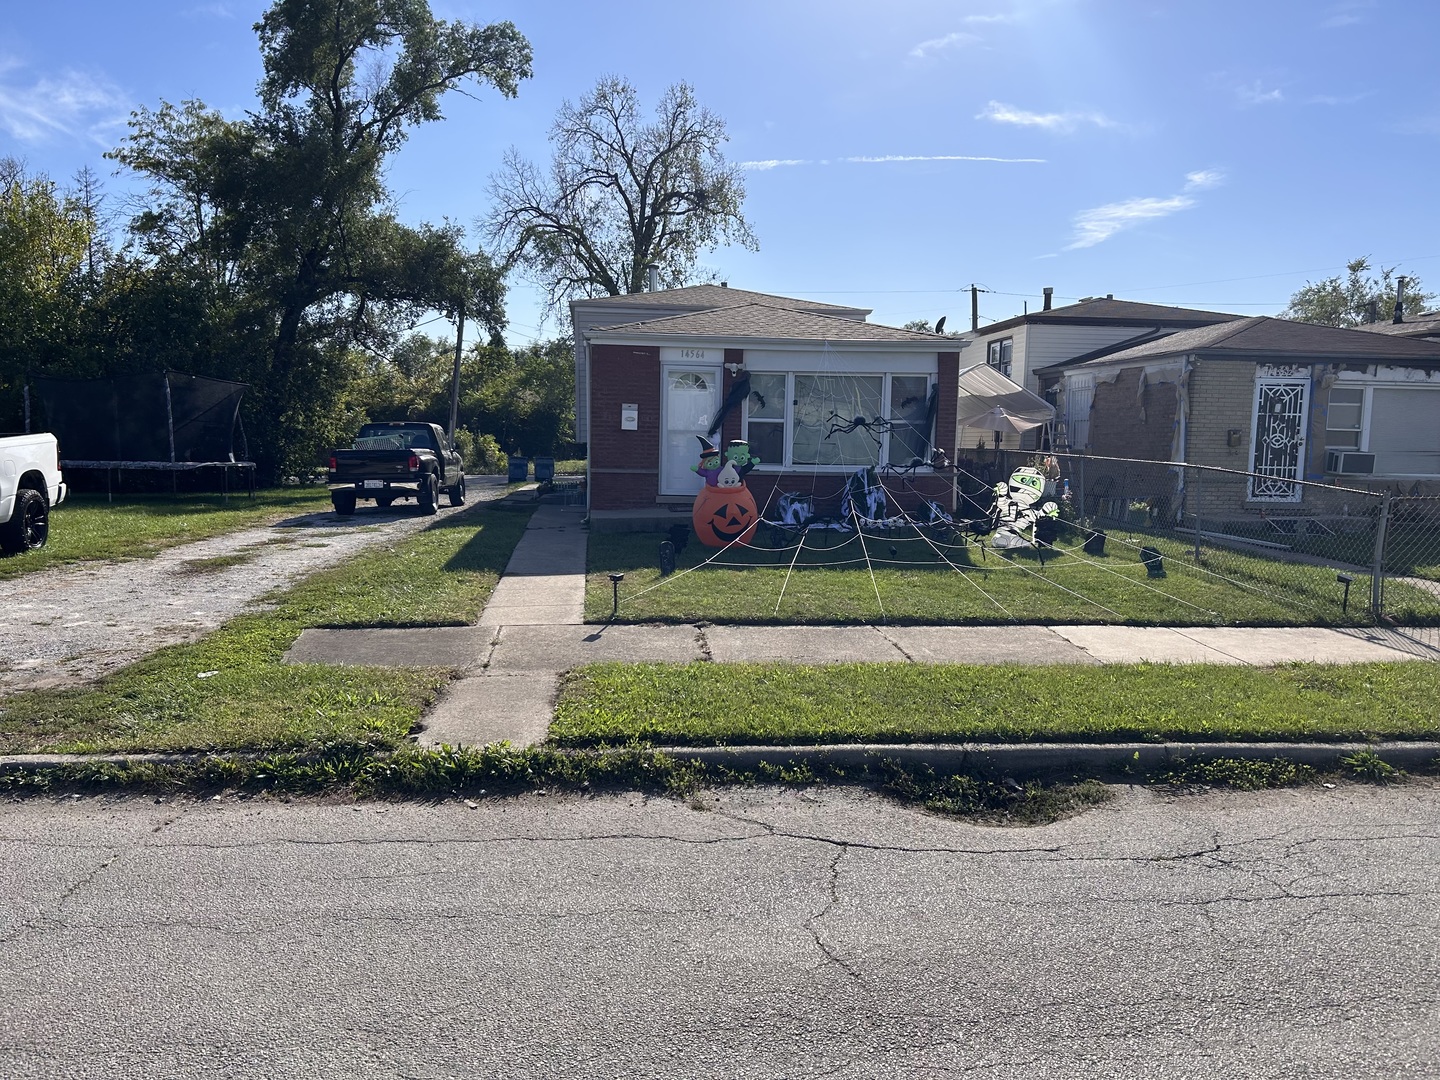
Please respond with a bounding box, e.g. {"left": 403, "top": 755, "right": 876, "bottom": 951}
{"left": 1325, "top": 450, "right": 1375, "bottom": 475}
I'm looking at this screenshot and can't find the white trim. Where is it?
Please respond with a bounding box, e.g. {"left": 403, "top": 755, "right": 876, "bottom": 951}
{"left": 744, "top": 349, "right": 939, "bottom": 374}
{"left": 588, "top": 332, "right": 959, "bottom": 353}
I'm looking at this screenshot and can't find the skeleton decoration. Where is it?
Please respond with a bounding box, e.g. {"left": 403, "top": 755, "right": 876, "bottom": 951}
{"left": 989, "top": 466, "right": 1061, "bottom": 550}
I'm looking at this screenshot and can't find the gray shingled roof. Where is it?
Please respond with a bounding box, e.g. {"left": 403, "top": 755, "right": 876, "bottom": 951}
{"left": 1351, "top": 313, "right": 1440, "bottom": 337}
{"left": 982, "top": 296, "right": 1242, "bottom": 336}
{"left": 573, "top": 283, "right": 866, "bottom": 315}
{"left": 588, "top": 303, "right": 950, "bottom": 343}
{"left": 1070, "top": 316, "right": 1440, "bottom": 366}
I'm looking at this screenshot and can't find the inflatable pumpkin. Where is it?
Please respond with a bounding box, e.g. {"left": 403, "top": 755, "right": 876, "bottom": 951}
{"left": 693, "top": 483, "right": 759, "bottom": 547}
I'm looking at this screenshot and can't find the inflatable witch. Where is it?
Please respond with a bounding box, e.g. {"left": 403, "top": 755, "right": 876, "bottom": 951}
{"left": 691, "top": 436, "right": 761, "bottom": 546}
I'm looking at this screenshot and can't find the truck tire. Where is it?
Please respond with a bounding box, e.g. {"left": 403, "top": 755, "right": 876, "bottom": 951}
{"left": 447, "top": 473, "right": 466, "bottom": 507}
{"left": 418, "top": 472, "right": 439, "bottom": 515}
{"left": 332, "top": 490, "right": 357, "bottom": 516}
{"left": 376, "top": 495, "right": 394, "bottom": 508}
{"left": 1, "top": 487, "right": 49, "bottom": 553}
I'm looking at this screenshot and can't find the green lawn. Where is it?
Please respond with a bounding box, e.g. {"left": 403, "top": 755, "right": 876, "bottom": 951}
{"left": 0, "top": 487, "right": 334, "bottom": 580}
{"left": 0, "top": 506, "right": 534, "bottom": 755}
{"left": 585, "top": 527, "right": 1421, "bottom": 626}
{"left": 552, "top": 661, "right": 1440, "bottom": 747}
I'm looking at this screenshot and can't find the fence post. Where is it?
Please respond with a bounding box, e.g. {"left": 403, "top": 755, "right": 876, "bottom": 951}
{"left": 1192, "top": 464, "right": 1202, "bottom": 562}
{"left": 1371, "top": 491, "right": 1392, "bottom": 618}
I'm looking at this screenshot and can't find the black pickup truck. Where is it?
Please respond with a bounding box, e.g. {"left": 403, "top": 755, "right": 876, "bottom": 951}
{"left": 327, "top": 422, "right": 465, "bottom": 516}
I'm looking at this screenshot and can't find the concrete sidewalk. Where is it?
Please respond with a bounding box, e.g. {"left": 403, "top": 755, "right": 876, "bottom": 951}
{"left": 277, "top": 494, "right": 1440, "bottom": 750}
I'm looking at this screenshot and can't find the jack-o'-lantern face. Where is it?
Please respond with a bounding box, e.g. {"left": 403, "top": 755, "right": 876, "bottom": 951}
{"left": 693, "top": 483, "right": 759, "bottom": 547}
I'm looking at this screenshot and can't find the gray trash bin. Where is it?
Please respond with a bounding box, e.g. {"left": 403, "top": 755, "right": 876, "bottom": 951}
{"left": 507, "top": 457, "right": 529, "bottom": 483}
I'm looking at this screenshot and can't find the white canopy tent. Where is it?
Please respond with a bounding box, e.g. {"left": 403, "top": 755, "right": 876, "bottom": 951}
{"left": 953, "top": 363, "right": 1055, "bottom": 449}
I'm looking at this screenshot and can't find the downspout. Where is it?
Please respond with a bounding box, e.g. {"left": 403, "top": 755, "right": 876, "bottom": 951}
{"left": 583, "top": 330, "right": 593, "bottom": 514}
{"left": 1177, "top": 357, "right": 1192, "bottom": 529}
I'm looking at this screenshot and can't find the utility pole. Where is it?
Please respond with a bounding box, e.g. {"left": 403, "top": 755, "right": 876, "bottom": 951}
{"left": 970, "top": 285, "right": 979, "bottom": 332}
{"left": 447, "top": 301, "right": 465, "bottom": 446}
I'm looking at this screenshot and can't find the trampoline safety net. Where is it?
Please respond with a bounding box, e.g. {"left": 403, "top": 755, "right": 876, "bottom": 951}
{"left": 29, "top": 371, "right": 248, "bottom": 463}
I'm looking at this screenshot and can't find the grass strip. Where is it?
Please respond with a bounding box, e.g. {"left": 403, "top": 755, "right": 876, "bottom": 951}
{"left": 552, "top": 661, "right": 1440, "bottom": 747}
{"left": 2, "top": 745, "right": 1427, "bottom": 822}
{"left": 0, "top": 488, "right": 334, "bottom": 580}
{"left": 0, "top": 507, "right": 533, "bottom": 755}
{"left": 586, "top": 530, "right": 1439, "bottom": 627}
{"left": 0, "top": 745, "right": 1114, "bottom": 825}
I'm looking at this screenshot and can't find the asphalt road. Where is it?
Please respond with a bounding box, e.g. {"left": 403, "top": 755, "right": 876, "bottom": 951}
{"left": 1, "top": 783, "right": 1437, "bottom": 1078}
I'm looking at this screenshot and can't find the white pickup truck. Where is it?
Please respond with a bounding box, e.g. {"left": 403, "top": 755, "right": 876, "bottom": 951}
{"left": 1, "top": 433, "right": 66, "bottom": 553}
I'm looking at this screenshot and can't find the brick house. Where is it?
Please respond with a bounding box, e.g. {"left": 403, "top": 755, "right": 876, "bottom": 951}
{"left": 574, "top": 289, "right": 975, "bottom": 519}
{"left": 963, "top": 293, "right": 1241, "bottom": 452}
{"left": 1036, "top": 316, "right": 1440, "bottom": 520}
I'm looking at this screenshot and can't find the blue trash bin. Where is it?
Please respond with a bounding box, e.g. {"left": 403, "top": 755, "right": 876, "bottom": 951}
{"left": 507, "top": 457, "right": 529, "bottom": 483}
{"left": 534, "top": 456, "right": 555, "bottom": 483}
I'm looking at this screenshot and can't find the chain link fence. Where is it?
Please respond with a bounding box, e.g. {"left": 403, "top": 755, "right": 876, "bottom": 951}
{"left": 955, "top": 450, "right": 1440, "bottom": 628}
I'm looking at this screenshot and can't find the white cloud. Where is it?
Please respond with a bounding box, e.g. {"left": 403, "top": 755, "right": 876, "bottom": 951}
{"left": 1320, "top": 1, "right": 1374, "bottom": 29}
{"left": 1064, "top": 170, "right": 1223, "bottom": 250}
{"left": 739, "top": 159, "right": 809, "bottom": 171}
{"left": 976, "top": 100, "right": 1119, "bottom": 133}
{"left": 740, "top": 154, "right": 1045, "bottom": 171}
{"left": 1236, "top": 81, "right": 1284, "bottom": 106}
{"left": 963, "top": 13, "right": 1014, "bottom": 24}
{"left": 842, "top": 154, "right": 1045, "bottom": 164}
{"left": 909, "top": 32, "right": 980, "bottom": 58}
{"left": 0, "top": 62, "right": 129, "bottom": 143}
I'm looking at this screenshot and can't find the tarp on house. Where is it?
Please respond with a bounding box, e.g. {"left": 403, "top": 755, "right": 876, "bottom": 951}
{"left": 954, "top": 363, "right": 1055, "bottom": 433}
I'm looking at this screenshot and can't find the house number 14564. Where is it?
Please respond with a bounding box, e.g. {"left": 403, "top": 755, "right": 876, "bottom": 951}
{"left": 679, "top": 348, "right": 708, "bottom": 359}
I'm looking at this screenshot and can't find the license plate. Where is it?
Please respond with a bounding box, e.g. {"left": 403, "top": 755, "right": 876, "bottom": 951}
{"left": 363, "top": 480, "right": 384, "bottom": 489}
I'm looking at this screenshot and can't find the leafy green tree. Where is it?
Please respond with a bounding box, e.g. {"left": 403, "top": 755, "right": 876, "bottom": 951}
{"left": 486, "top": 77, "right": 757, "bottom": 316}
{"left": 459, "top": 336, "right": 574, "bottom": 456}
{"left": 0, "top": 159, "right": 97, "bottom": 429}
{"left": 108, "top": 0, "right": 532, "bottom": 478}
{"left": 1283, "top": 257, "right": 1434, "bottom": 327}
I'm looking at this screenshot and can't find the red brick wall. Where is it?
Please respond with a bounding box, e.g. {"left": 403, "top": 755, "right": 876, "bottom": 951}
{"left": 935, "top": 352, "right": 960, "bottom": 463}
{"left": 720, "top": 350, "right": 745, "bottom": 447}
{"left": 589, "top": 343, "right": 660, "bottom": 510}
{"left": 1089, "top": 367, "right": 1179, "bottom": 460}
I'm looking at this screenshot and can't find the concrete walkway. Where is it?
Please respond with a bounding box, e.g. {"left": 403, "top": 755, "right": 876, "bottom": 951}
{"left": 280, "top": 497, "right": 1440, "bottom": 750}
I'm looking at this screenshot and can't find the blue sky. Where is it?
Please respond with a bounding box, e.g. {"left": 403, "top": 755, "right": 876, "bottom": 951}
{"left": 3, "top": 0, "right": 1437, "bottom": 344}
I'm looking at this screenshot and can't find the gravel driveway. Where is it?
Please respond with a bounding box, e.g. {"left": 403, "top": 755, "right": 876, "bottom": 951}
{"left": 0, "top": 477, "right": 512, "bottom": 697}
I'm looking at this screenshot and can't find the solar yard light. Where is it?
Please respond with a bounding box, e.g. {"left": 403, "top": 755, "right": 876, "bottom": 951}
{"left": 1337, "top": 573, "right": 1354, "bottom": 615}
{"left": 609, "top": 573, "right": 625, "bottom": 620}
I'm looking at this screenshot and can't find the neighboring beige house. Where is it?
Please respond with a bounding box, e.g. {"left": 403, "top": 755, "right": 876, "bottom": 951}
{"left": 963, "top": 294, "right": 1242, "bottom": 452}
{"left": 1037, "top": 316, "right": 1440, "bottom": 521}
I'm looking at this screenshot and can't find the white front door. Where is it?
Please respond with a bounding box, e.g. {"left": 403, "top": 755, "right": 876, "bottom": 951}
{"left": 661, "top": 366, "right": 721, "bottom": 495}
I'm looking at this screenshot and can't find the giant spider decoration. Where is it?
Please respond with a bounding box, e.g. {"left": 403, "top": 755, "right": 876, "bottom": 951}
{"left": 824, "top": 411, "right": 913, "bottom": 448}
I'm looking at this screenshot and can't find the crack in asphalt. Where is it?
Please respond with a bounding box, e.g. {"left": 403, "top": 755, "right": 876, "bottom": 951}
{"left": 805, "top": 848, "right": 863, "bottom": 984}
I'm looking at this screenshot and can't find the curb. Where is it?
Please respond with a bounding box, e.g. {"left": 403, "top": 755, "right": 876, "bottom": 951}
{"left": 4, "top": 741, "right": 1437, "bottom": 783}
{"left": 649, "top": 741, "right": 1440, "bottom": 778}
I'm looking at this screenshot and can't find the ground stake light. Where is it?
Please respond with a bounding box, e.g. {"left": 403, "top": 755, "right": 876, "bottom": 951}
{"left": 609, "top": 573, "right": 625, "bottom": 620}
